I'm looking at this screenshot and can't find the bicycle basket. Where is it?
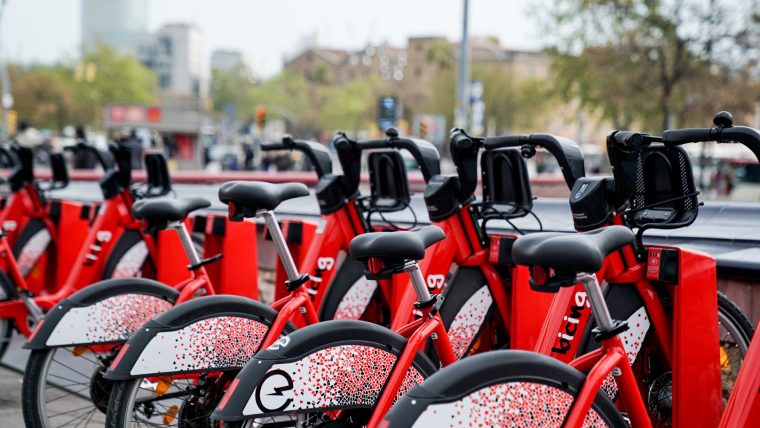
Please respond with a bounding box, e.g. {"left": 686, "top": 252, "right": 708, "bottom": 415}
{"left": 480, "top": 147, "right": 532, "bottom": 220}
{"left": 368, "top": 150, "right": 411, "bottom": 212}
{"left": 610, "top": 145, "right": 698, "bottom": 230}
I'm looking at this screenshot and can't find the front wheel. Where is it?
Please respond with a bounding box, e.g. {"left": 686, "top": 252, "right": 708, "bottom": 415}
{"left": 717, "top": 291, "right": 754, "bottom": 401}
{"left": 107, "top": 373, "right": 233, "bottom": 428}
{"left": 22, "top": 346, "right": 119, "bottom": 428}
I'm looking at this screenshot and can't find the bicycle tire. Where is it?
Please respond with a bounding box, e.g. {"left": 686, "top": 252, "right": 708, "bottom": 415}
{"left": 105, "top": 303, "right": 294, "bottom": 428}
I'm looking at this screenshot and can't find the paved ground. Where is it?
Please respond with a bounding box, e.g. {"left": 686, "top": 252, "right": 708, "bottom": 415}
{"left": 0, "top": 362, "right": 26, "bottom": 426}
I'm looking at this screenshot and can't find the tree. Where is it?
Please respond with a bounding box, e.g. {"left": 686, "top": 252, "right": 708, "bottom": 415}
{"left": 11, "top": 66, "right": 79, "bottom": 130}
{"left": 10, "top": 45, "right": 157, "bottom": 131}
{"left": 319, "top": 77, "right": 388, "bottom": 133}
{"left": 543, "top": 0, "right": 760, "bottom": 131}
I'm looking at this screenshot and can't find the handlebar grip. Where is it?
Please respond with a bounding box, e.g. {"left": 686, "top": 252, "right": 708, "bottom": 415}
{"left": 664, "top": 126, "right": 760, "bottom": 164}
{"left": 261, "top": 143, "right": 288, "bottom": 151}
{"left": 483, "top": 135, "right": 526, "bottom": 149}
{"left": 661, "top": 128, "right": 715, "bottom": 146}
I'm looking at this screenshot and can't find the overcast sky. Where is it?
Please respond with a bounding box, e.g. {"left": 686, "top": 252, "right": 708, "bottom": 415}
{"left": 1, "top": 0, "right": 544, "bottom": 76}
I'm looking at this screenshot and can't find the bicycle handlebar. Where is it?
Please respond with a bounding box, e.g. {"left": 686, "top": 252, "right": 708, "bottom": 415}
{"left": 484, "top": 133, "right": 585, "bottom": 188}
{"left": 662, "top": 126, "right": 760, "bottom": 163}
{"left": 260, "top": 135, "right": 333, "bottom": 178}
{"left": 64, "top": 141, "right": 116, "bottom": 172}
{"left": 448, "top": 128, "right": 483, "bottom": 199}
{"left": 337, "top": 132, "right": 440, "bottom": 181}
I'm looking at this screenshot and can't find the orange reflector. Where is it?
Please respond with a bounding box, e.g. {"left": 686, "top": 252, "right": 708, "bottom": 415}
{"left": 155, "top": 376, "right": 172, "bottom": 396}
{"left": 163, "top": 405, "right": 178, "bottom": 425}
{"left": 719, "top": 346, "right": 730, "bottom": 369}
{"left": 72, "top": 346, "right": 87, "bottom": 357}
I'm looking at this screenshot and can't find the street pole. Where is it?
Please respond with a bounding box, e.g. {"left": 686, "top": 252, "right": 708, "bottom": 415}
{"left": 455, "top": 0, "right": 470, "bottom": 129}
{"left": 0, "top": 0, "right": 12, "bottom": 140}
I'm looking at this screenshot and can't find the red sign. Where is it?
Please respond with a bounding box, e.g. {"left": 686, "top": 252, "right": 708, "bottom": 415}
{"left": 109, "top": 105, "right": 127, "bottom": 122}
{"left": 108, "top": 105, "right": 162, "bottom": 125}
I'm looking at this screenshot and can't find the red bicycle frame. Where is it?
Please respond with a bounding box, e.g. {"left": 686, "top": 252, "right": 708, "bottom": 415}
{"left": 535, "top": 235, "right": 723, "bottom": 427}
{"left": 386, "top": 202, "right": 552, "bottom": 351}
{"left": 0, "top": 188, "right": 158, "bottom": 336}
{"left": 295, "top": 199, "right": 367, "bottom": 309}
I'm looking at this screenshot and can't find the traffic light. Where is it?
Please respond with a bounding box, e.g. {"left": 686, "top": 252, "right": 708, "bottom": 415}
{"left": 255, "top": 106, "right": 267, "bottom": 130}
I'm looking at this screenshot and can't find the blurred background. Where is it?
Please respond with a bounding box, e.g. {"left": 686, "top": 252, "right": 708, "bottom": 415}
{"left": 0, "top": 0, "right": 759, "bottom": 200}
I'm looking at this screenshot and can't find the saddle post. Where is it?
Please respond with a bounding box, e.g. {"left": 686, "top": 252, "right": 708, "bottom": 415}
{"left": 259, "top": 210, "right": 301, "bottom": 281}
{"left": 577, "top": 273, "right": 613, "bottom": 332}
{"left": 169, "top": 221, "right": 202, "bottom": 267}
{"left": 405, "top": 261, "right": 432, "bottom": 304}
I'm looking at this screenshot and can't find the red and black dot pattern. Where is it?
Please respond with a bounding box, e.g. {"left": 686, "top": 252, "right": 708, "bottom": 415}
{"left": 132, "top": 316, "right": 270, "bottom": 375}
{"left": 46, "top": 294, "right": 172, "bottom": 346}
{"left": 416, "top": 381, "right": 608, "bottom": 427}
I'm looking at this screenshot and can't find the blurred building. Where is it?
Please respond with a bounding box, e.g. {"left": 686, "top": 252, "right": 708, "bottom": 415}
{"left": 286, "top": 48, "right": 348, "bottom": 83}
{"left": 138, "top": 23, "right": 207, "bottom": 99}
{"left": 211, "top": 50, "right": 245, "bottom": 72}
{"left": 284, "top": 36, "right": 552, "bottom": 129}
{"left": 81, "top": 0, "right": 148, "bottom": 54}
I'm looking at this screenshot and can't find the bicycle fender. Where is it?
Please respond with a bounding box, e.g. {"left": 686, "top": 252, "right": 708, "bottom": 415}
{"left": 24, "top": 278, "right": 178, "bottom": 350}
{"left": 384, "top": 350, "right": 621, "bottom": 427}
{"left": 105, "top": 295, "right": 283, "bottom": 380}
{"left": 212, "top": 320, "right": 436, "bottom": 422}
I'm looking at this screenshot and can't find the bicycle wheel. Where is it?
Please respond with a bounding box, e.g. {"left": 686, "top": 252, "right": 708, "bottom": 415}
{"left": 716, "top": 291, "right": 753, "bottom": 401}
{"left": 105, "top": 302, "right": 293, "bottom": 428}
{"left": 317, "top": 258, "right": 389, "bottom": 325}
{"left": 13, "top": 218, "right": 53, "bottom": 279}
{"left": 436, "top": 266, "right": 507, "bottom": 359}
{"left": 384, "top": 350, "right": 625, "bottom": 428}
{"left": 22, "top": 345, "right": 119, "bottom": 428}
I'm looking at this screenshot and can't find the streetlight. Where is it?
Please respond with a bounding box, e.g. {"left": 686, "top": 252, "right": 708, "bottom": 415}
{"left": 0, "top": 0, "right": 12, "bottom": 139}
{"left": 455, "top": 0, "right": 470, "bottom": 129}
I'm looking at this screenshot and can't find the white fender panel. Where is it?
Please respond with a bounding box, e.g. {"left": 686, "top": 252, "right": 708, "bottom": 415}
{"left": 45, "top": 294, "right": 172, "bottom": 346}
{"left": 131, "top": 316, "right": 270, "bottom": 375}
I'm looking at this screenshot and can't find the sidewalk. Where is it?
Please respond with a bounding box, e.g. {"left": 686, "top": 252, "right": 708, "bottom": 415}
{"left": 0, "top": 365, "right": 24, "bottom": 427}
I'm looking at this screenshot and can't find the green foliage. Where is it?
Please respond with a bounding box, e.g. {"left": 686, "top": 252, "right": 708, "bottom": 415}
{"left": 542, "top": 0, "right": 760, "bottom": 131}
{"left": 319, "top": 77, "right": 388, "bottom": 132}
{"left": 10, "top": 45, "right": 157, "bottom": 131}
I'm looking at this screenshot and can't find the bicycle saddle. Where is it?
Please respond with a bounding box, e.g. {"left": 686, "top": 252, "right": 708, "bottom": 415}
{"left": 513, "top": 226, "right": 634, "bottom": 273}
{"left": 132, "top": 197, "right": 210, "bottom": 223}
{"left": 349, "top": 226, "right": 445, "bottom": 262}
{"left": 218, "top": 181, "right": 309, "bottom": 220}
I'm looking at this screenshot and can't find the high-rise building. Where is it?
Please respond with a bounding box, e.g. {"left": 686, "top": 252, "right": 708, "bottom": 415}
{"left": 81, "top": 0, "right": 148, "bottom": 54}
{"left": 139, "top": 23, "right": 207, "bottom": 99}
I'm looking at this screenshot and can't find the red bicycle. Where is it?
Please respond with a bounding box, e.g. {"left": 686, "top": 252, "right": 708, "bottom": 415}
{"left": 101, "top": 131, "right": 441, "bottom": 427}
{"left": 383, "top": 111, "right": 760, "bottom": 428}
{"left": 203, "top": 132, "right": 589, "bottom": 427}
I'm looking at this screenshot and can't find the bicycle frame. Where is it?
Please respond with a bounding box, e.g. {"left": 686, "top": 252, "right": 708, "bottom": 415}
{"left": 297, "top": 198, "right": 367, "bottom": 309}
{"left": 258, "top": 210, "right": 323, "bottom": 348}
{"left": 0, "top": 188, "right": 156, "bottom": 336}
{"left": 536, "top": 240, "right": 723, "bottom": 427}
{"left": 366, "top": 262, "right": 458, "bottom": 428}
{"left": 386, "top": 202, "right": 550, "bottom": 352}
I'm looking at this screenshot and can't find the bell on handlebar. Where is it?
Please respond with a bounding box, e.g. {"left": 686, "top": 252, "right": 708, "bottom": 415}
{"left": 713, "top": 111, "right": 733, "bottom": 129}
{"left": 520, "top": 144, "right": 536, "bottom": 159}
{"left": 385, "top": 128, "right": 399, "bottom": 138}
